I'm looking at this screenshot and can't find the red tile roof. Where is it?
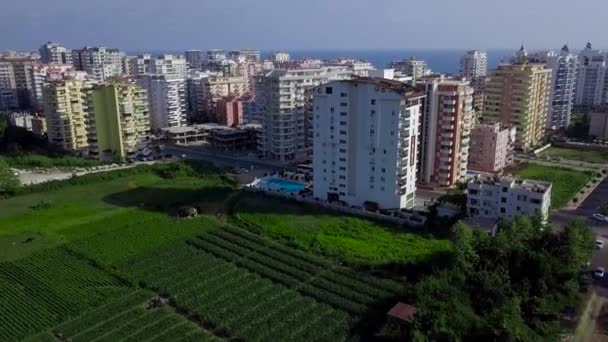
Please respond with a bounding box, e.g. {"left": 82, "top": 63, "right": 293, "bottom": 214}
{"left": 387, "top": 302, "right": 416, "bottom": 322}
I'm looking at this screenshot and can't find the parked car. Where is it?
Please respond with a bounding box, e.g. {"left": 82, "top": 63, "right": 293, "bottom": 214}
{"left": 596, "top": 239, "right": 604, "bottom": 249}
{"left": 594, "top": 266, "right": 605, "bottom": 279}
{"left": 592, "top": 213, "right": 608, "bottom": 223}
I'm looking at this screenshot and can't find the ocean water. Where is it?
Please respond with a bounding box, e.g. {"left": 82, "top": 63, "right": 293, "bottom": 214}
{"left": 137, "top": 49, "right": 513, "bottom": 74}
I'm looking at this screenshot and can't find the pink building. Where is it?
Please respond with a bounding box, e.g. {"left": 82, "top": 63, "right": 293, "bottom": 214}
{"left": 468, "top": 123, "right": 516, "bottom": 173}
{"left": 215, "top": 97, "right": 248, "bottom": 127}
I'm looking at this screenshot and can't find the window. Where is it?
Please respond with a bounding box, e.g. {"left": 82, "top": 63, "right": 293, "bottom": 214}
{"left": 501, "top": 197, "right": 507, "bottom": 203}
{"left": 381, "top": 168, "right": 386, "bottom": 173}
{"left": 339, "top": 148, "right": 346, "bottom": 153}
{"left": 330, "top": 107, "right": 334, "bottom": 113}
{"left": 500, "top": 207, "right": 506, "bottom": 213}
{"left": 339, "top": 158, "right": 346, "bottom": 162}
{"left": 530, "top": 198, "right": 541, "bottom": 204}
{"left": 370, "top": 129, "right": 375, "bottom": 135}
{"left": 340, "top": 102, "right": 348, "bottom": 107}
{"left": 502, "top": 187, "right": 508, "bottom": 193}
{"left": 469, "top": 189, "right": 478, "bottom": 195}
{"left": 325, "top": 87, "right": 333, "bottom": 94}
{"left": 371, "top": 110, "right": 376, "bottom": 116}
{"left": 340, "top": 121, "right": 347, "bottom": 126}
{"left": 339, "top": 130, "right": 347, "bottom": 135}
{"left": 371, "top": 99, "right": 376, "bottom": 105}
{"left": 339, "top": 167, "right": 346, "bottom": 171}
{"left": 339, "top": 140, "right": 347, "bottom": 144}
{"left": 340, "top": 112, "right": 347, "bottom": 116}
{"left": 339, "top": 175, "right": 346, "bottom": 180}
{"left": 516, "top": 206, "right": 521, "bottom": 211}
{"left": 340, "top": 92, "right": 347, "bottom": 97}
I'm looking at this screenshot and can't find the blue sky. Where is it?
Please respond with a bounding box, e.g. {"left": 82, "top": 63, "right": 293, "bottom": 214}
{"left": 1, "top": 0, "right": 606, "bottom": 51}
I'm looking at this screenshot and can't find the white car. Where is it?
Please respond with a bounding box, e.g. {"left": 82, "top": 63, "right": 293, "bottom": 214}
{"left": 593, "top": 214, "right": 608, "bottom": 223}
{"left": 594, "top": 267, "right": 605, "bottom": 278}
{"left": 596, "top": 239, "right": 604, "bottom": 249}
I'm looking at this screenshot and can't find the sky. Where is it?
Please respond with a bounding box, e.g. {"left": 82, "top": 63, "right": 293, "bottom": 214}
{"left": 1, "top": 0, "right": 607, "bottom": 52}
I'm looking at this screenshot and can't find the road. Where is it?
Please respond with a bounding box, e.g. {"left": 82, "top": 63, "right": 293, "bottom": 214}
{"left": 551, "top": 176, "right": 608, "bottom": 231}
{"left": 164, "top": 145, "right": 297, "bottom": 172}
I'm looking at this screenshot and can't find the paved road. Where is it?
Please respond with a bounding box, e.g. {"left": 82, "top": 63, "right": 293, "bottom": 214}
{"left": 164, "top": 145, "right": 297, "bottom": 172}
{"left": 551, "top": 176, "right": 608, "bottom": 232}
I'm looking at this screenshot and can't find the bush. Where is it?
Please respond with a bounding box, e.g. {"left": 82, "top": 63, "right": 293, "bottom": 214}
{"left": 2, "top": 154, "right": 104, "bottom": 168}
{"left": 0, "top": 159, "right": 20, "bottom": 197}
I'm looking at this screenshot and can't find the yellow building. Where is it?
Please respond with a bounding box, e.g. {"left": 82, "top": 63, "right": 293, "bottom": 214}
{"left": 88, "top": 83, "right": 151, "bottom": 161}
{"left": 483, "top": 55, "right": 551, "bottom": 150}
{"left": 43, "top": 80, "right": 89, "bottom": 152}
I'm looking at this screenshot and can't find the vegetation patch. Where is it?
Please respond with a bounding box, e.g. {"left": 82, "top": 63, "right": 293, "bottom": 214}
{"left": 540, "top": 147, "right": 608, "bottom": 164}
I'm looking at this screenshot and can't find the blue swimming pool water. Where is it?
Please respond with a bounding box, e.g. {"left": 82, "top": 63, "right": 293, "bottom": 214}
{"left": 257, "top": 177, "right": 306, "bottom": 193}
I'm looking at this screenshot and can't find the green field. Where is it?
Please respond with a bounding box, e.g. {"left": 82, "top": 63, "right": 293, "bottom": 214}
{"left": 2, "top": 154, "right": 106, "bottom": 169}
{"left": 513, "top": 163, "right": 594, "bottom": 208}
{"left": 231, "top": 192, "right": 453, "bottom": 266}
{"left": 540, "top": 146, "right": 608, "bottom": 164}
{"left": 0, "top": 161, "right": 445, "bottom": 340}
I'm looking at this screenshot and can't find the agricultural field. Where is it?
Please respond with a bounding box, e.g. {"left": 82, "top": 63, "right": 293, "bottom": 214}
{"left": 539, "top": 146, "right": 608, "bottom": 165}
{"left": 511, "top": 162, "right": 594, "bottom": 208}
{"left": 120, "top": 226, "right": 405, "bottom": 340}
{"left": 230, "top": 192, "right": 453, "bottom": 266}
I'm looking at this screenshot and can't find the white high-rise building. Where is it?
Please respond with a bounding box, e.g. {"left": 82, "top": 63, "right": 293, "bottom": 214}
{"left": 137, "top": 74, "right": 187, "bottom": 131}
{"left": 530, "top": 46, "right": 578, "bottom": 129}
{"left": 39, "top": 42, "right": 72, "bottom": 65}
{"left": 460, "top": 50, "right": 487, "bottom": 114}
{"left": 184, "top": 50, "right": 203, "bottom": 70}
{"left": 417, "top": 76, "right": 474, "bottom": 188}
{"left": 255, "top": 65, "right": 354, "bottom": 161}
{"left": 575, "top": 42, "right": 608, "bottom": 107}
{"left": 312, "top": 78, "right": 424, "bottom": 209}
{"left": 271, "top": 52, "right": 290, "bottom": 64}
{"left": 72, "top": 47, "right": 125, "bottom": 81}
{"left": 149, "top": 55, "right": 188, "bottom": 79}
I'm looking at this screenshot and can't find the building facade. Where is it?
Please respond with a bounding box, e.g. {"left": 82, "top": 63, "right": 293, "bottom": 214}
{"left": 530, "top": 46, "right": 578, "bottom": 129}
{"left": 184, "top": 50, "right": 203, "bottom": 70}
{"left": 137, "top": 74, "right": 187, "bottom": 131}
{"left": 389, "top": 57, "right": 428, "bottom": 82}
{"left": 43, "top": 80, "right": 90, "bottom": 152}
{"left": 575, "top": 43, "right": 608, "bottom": 107}
{"left": 467, "top": 175, "right": 552, "bottom": 222}
{"left": 417, "top": 77, "right": 474, "bottom": 188}
{"left": 468, "top": 123, "right": 516, "bottom": 173}
{"left": 255, "top": 66, "right": 354, "bottom": 161}
{"left": 39, "top": 42, "right": 72, "bottom": 65}
{"left": 460, "top": 50, "right": 487, "bottom": 114}
{"left": 484, "top": 50, "right": 551, "bottom": 150}
{"left": 271, "top": 52, "right": 290, "bottom": 64}
{"left": 88, "top": 83, "right": 151, "bottom": 161}
{"left": 589, "top": 111, "right": 608, "bottom": 139}
{"left": 312, "top": 78, "right": 424, "bottom": 210}
{"left": 148, "top": 55, "right": 188, "bottom": 79}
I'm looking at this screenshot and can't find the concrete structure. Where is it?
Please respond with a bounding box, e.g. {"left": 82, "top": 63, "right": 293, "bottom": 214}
{"left": 39, "top": 42, "right": 72, "bottom": 65}
{"left": 460, "top": 50, "right": 487, "bottom": 114}
{"left": 160, "top": 123, "right": 259, "bottom": 150}
{"left": 417, "top": 77, "right": 474, "bottom": 188}
{"left": 575, "top": 43, "right": 608, "bottom": 107}
{"left": 149, "top": 55, "right": 187, "bottom": 79}
{"left": 130, "top": 54, "right": 152, "bottom": 75}
{"left": 0, "top": 61, "right": 17, "bottom": 109}
{"left": 31, "top": 116, "right": 47, "bottom": 136}
{"left": 530, "top": 46, "right": 578, "bottom": 129}
{"left": 30, "top": 64, "right": 77, "bottom": 109}
{"left": 88, "top": 83, "right": 151, "bottom": 161}
{"left": 312, "top": 78, "right": 424, "bottom": 210}
{"left": 483, "top": 48, "right": 551, "bottom": 150}
{"left": 72, "top": 47, "right": 125, "bottom": 80}
{"left": 184, "top": 50, "right": 203, "bottom": 70}
{"left": 121, "top": 56, "right": 134, "bottom": 76}
{"left": 43, "top": 80, "right": 90, "bottom": 152}
{"left": 7, "top": 112, "right": 34, "bottom": 130}
{"left": 389, "top": 57, "right": 428, "bottom": 82}
{"left": 467, "top": 175, "right": 552, "bottom": 222}
{"left": 255, "top": 66, "right": 354, "bottom": 161}
{"left": 137, "top": 74, "right": 187, "bottom": 131}
{"left": 187, "top": 74, "right": 249, "bottom": 121}
{"left": 214, "top": 97, "right": 249, "bottom": 127}
{"left": 589, "top": 111, "right": 608, "bottom": 139}
{"left": 271, "top": 52, "right": 290, "bottom": 64}
{"left": 468, "top": 123, "right": 516, "bottom": 173}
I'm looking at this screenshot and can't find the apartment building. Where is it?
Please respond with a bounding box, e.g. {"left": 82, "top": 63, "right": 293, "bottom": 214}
{"left": 43, "top": 80, "right": 90, "bottom": 152}
{"left": 72, "top": 47, "right": 125, "bottom": 81}
{"left": 238, "top": 49, "right": 261, "bottom": 62}
{"left": 148, "top": 55, "right": 188, "bottom": 79}
{"left": 589, "top": 111, "right": 608, "bottom": 139}
{"left": 468, "top": 123, "right": 516, "bottom": 173}
{"left": 575, "top": 43, "right": 608, "bottom": 107}
{"left": 187, "top": 74, "right": 249, "bottom": 120}
{"left": 271, "top": 52, "right": 290, "bottom": 64}
{"left": 39, "top": 42, "right": 72, "bottom": 65}
{"left": 255, "top": 65, "right": 354, "bottom": 161}
{"left": 467, "top": 175, "right": 551, "bottom": 222}
{"left": 184, "top": 50, "right": 203, "bottom": 70}
{"left": 137, "top": 74, "right": 187, "bottom": 131}
{"left": 0, "top": 61, "right": 17, "bottom": 109}
{"left": 417, "top": 77, "right": 474, "bottom": 188}
{"left": 483, "top": 47, "right": 551, "bottom": 150}
{"left": 460, "top": 50, "right": 487, "bottom": 114}
{"left": 389, "top": 57, "right": 428, "bottom": 82}
{"left": 312, "top": 78, "right": 424, "bottom": 210}
{"left": 530, "top": 46, "right": 578, "bottom": 129}
{"left": 88, "top": 83, "right": 151, "bottom": 161}
{"left": 30, "top": 64, "right": 77, "bottom": 109}
{"left": 130, "top": 54, "right": 152, "bottom": 75}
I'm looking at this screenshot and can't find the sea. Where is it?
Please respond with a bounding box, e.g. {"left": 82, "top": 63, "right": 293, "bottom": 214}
{"left": 138, "top": 49, "right": 513, "bottom": 75}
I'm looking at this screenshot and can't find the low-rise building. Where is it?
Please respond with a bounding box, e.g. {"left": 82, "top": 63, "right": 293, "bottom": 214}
{"left": 160, "top": 123, "right": 259, "bottom": 151}
{"left": 589, "top": 111, "right": 608, "bottom": 139}
{"left": 468, "top": 123, "right": 516, "bottom": 173}
{"left": 467, "top": 175, "right": 551, "bottom": 222}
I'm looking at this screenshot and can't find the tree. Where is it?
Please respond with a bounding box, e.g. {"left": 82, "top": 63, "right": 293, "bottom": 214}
{"left": 0, "top": 159, "right": 20, "bottom": 196}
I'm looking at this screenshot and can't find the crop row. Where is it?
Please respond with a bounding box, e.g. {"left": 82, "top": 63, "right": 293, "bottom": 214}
{"left": 222, "top": 225, "right": 404, "bottom": 293}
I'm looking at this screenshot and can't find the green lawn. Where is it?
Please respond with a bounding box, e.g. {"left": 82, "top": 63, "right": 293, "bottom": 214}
{"left": 231, "top": 192, "right": 453, "bottom": 266}
{"left": 514, "top": 163, "right": 594, "bottom": 208}
{"left": 540, "top": 147, "right": 608, "bottom": 164}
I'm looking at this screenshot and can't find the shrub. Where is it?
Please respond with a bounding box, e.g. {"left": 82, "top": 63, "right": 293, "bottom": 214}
{"left": 573, "top": 197, "right": 579, "bottom": 203}
{"left": 0, "top": 158, "right": 20, "bottom": 197}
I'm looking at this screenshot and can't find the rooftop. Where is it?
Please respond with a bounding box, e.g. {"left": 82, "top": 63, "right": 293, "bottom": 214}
{"left": 387, "top": 302, "right": 416, "bottom": 323}
{"left": 470, "top": 175, "right": 551, "bottom": 194}
{"left": 327, "top": 77, "right": 424, "bottom": 96}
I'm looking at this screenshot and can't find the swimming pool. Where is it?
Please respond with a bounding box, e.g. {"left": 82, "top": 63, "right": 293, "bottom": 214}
{"left": 254, "top": 177, "right": 306, "bottom": 193}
